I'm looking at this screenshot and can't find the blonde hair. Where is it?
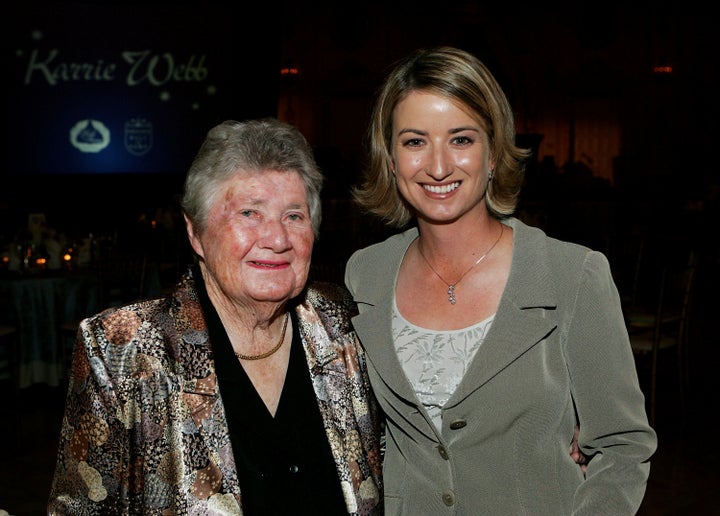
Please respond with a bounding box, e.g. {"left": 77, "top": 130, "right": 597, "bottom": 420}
{"left": 353, "top": 46, "right": 529, "bottom": 228}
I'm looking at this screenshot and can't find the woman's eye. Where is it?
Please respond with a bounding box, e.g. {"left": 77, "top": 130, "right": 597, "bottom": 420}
{"left": 240, "top": 210, "right": 254, "bottom": 217}
{"left": 287, "top": 213, "right": 303, "bottom": 222}
{"left": 402, "top": 138, "right": 424, "bottom": 147}
{"left": 452, "top": 135, "right": 473, "bottom": 145}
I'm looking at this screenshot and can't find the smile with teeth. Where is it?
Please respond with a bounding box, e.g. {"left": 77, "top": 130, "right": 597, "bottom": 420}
{"left": 251, "top": 262, "right": 283, "bottom": 268}
{"left": 423, "top": 181, "right": 460, "bottom": 194}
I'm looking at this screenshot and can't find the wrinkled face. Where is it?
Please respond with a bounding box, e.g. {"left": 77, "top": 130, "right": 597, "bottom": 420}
{"left": 391, "top": 90, "right": 494, "bottom": 223}
{"left": 187, "top": 169, "right": 314, "bottom": 307}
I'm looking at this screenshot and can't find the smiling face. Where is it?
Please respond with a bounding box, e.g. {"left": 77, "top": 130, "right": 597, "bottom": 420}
{"left": 391, "top": 90, "right": 495, "bottom": 224}
{"left": 186, "top": 169, "right": 314, "bottom": 309}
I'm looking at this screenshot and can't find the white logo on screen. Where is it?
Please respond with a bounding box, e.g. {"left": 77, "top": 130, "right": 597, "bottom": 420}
{"left": 124, "top": 118, "right": 153, "bottom": 156}
{"left": 69, "top": 119, "right": 110, "bottom": 153}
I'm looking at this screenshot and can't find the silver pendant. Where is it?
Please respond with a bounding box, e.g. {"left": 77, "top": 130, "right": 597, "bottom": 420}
{"left": 448, "top": 285, "right": 457, "bottom": 304}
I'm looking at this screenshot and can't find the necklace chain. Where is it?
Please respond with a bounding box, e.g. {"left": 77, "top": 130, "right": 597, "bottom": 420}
{"left": 418, "top": 224, "right": 504, "bottom": 305}
{"left": 234, "top": 313, "right": 289, "bottom": 360}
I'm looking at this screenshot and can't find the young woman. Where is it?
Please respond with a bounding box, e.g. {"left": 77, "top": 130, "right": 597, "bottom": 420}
{"left": 345, "top": 46, "right": 656, "bottom": 515}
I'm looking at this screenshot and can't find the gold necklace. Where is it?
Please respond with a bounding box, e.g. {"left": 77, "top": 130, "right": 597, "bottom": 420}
{"left": 234, "top": 313, "right": 289, "bottom": 360}
{"left": 418, "top": 224, "right": 504, "bottom": 305}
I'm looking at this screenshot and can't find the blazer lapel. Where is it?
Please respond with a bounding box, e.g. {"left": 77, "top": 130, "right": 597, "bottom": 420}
{"left": 448, "top": 219, "right": 559, "bottom": 406}
{"left": 353, "top": 297, "right": 419, "bottom": 403}
{"left": 350, "top": 229, "right": 437, "bottom": 439}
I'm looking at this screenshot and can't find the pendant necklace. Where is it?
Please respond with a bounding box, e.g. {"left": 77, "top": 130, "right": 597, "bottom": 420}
{"left": 418, "top": 224, "right": 504, "bottom": 305}
{"left": 234, "top": 313, "right": 289, "bottom": 360}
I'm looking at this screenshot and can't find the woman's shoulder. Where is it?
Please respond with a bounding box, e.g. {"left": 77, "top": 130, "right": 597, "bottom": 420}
{"left": 305, "top": 280, "right": 353, "bottom": 306}
{"left": 511, "top": 217, "right": 612, "bottom": 283}
{"left": 512, "top": 217, "right": 600, "bottom": 258}
{"left": 84, "top": 296, "right": 163, "bottom": 322}
{"left": 79, "top": 297, "right": 173, "bottom": 348}
{"left": 85, "top": 266, "right": 196, "bottom": 325}
{"left": 301, "top": 281, "right": 358, "bottom": 335}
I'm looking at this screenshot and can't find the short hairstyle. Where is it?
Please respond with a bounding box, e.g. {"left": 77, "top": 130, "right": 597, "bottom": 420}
{"left": 353, "top": 46, "right": 530, "bottom": 228}
{"left": 181, "top": 118, "right": 324, "bottom": 237}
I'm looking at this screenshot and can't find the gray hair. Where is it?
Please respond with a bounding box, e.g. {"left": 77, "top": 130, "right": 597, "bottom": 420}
{"left": 181, "top": 118, "right": 324, "bottom": 237}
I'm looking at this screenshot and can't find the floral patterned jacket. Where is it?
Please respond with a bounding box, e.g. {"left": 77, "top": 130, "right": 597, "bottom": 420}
{"left": 48, "top": 269, "right": 383, "bottom": 515}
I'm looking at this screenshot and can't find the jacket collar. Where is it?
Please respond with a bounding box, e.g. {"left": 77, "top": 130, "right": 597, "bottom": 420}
{"left": 352, "top": 218, "right": 559, "bottom": 415}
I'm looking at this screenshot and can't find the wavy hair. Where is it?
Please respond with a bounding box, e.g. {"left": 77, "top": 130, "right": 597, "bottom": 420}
{"left": 353, "top": 46, "right": 529, "bottom": 228}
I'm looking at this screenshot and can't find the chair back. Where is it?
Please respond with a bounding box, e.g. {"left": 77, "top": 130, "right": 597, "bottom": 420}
{"left": 627, "top": 242, "right": 697, "bottom": 426}
{"left": 654, "top": 248, "right": 697, "bottom": 340}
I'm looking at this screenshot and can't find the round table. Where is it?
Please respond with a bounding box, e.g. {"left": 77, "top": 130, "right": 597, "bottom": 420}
{"left": 0, "top": 269, "right": 99, "bottom": 388}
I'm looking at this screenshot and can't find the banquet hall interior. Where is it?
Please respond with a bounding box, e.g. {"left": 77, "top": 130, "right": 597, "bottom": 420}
{"left": 1, "top": 3, "right": 718, "bottom": 514}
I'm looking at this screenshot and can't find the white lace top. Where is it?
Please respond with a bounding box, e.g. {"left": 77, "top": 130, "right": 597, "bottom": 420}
{"left": 392, "top": 301, "right": 495, "bottom": 432}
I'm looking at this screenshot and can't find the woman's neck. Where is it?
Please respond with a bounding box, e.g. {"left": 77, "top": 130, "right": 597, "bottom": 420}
{"left": 416, "top": 212, "right": 500, "bottom": 261}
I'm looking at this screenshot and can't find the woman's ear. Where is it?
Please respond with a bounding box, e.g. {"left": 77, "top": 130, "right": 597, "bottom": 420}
{"left": 184, "top": 214, "right": 204, "bottom": 259}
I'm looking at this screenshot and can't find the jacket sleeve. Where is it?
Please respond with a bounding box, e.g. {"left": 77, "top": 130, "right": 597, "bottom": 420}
{"left": 47, "top": 314, "right": 133, "bottom": 514}
{"left": 564, "top": 250, "right": 657, "bottom": 514}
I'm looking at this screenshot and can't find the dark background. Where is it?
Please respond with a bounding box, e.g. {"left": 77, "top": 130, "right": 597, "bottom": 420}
{"left": 5, "top": 3, "right": 281, "bottom": 238}
{"left": 3, "top": 3, "right": 718, "bottom": 250}
{"left": 1, "top": 5, "right": 718, "bottom": 514}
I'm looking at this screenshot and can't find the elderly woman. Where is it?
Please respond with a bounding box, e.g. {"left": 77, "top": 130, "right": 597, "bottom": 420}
{"left": 48, "top": 119, "right": 383, "bottom": 515}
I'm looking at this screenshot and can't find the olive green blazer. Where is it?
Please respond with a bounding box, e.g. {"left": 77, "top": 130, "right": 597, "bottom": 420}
{"left": 345, "top": 217, "right": 656, "bottom": 515}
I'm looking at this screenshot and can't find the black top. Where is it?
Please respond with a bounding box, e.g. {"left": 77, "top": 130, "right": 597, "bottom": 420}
{"left": 194, "top": 267, "right": 347, "bottom": 515}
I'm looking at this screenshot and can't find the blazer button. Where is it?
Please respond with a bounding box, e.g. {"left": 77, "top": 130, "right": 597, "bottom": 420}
{"left": 442, "top": 489, "right": 456, "bottom": 506}
{"left": 437, "top": 445, "right": 449, "bottom": 460}
{"left": 449, "top": 419, "right": 467, "bottom": 430}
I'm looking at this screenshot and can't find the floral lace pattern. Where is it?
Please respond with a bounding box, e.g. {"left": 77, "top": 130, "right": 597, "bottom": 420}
{"left": 392, "top": 303, "right": 494, "bottom": 432}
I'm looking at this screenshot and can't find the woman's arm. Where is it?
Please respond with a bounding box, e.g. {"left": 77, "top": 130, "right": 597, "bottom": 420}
{"left": 565, "top": 251, "right": 657, "bottom": 513}
{"left": 48, "top": 315, "right": 131, "bottom": 514}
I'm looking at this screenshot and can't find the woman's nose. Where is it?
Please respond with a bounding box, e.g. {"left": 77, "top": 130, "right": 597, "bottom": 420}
{"left": 260, "top": 220, "right": 291, "bottom": 251}
{"left": 426, "top": 147, "right": 452, "bottom": 180}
